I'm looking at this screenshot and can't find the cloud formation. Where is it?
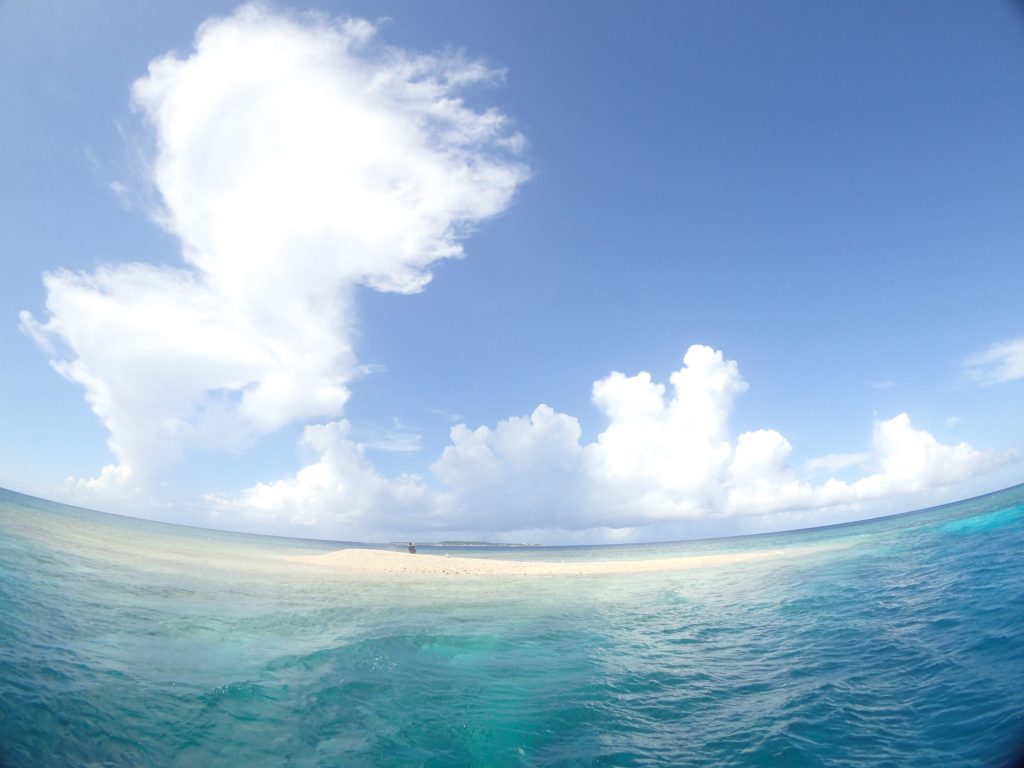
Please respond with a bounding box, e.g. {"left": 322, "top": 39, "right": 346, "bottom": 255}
{"left": 17, "top": 6, "right": 1010, "bottom": 541}
{"left": 217, "top": 420, "right": 430, "bottom": 530}
{"left": 213, "top": 345, "right": 1009, "bottom": 541}
{"left": 21, "top": 5, "right": 527, "bottom": 483}
{"left": 965, "top": 337, "right": 1024, "bottom": 386}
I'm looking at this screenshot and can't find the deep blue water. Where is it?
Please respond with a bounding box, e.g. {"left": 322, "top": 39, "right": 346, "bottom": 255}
{"left": 1, "top": 486, "right": 1023, "bottom": 766}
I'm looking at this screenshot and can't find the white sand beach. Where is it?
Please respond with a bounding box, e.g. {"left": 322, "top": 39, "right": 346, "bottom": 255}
{"left": 287, "top": 547, "right": 797, "bottom": 576}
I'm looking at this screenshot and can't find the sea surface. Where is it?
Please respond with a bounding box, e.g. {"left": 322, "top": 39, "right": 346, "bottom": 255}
{"left": 1, "top": 486, "right": 1022, "bottom": 767}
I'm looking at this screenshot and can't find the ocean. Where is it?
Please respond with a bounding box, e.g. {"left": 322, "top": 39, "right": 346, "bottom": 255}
{"left": 1, "top": 485, "right": 1022, "bottom": 766}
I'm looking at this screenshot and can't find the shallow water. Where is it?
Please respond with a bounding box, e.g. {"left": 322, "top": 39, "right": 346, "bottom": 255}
{"left": 1, "top": 486, "right": 1022, "bottom": 766}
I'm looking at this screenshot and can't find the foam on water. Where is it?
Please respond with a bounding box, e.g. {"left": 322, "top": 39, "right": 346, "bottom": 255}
{"left": 1, "top": 486, "right": 1023, "bottom": 766}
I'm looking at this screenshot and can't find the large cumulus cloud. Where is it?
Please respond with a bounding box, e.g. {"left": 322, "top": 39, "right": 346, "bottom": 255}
{"left": 213, "top": 345, "right": 1009, "bottom": 541}
{"left": 21, "top": 4, "right": 528, "bottom": 487}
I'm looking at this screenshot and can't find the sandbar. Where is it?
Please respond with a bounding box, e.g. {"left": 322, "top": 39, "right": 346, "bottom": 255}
{"left": 287, "top": 547, "right": 799, "bottom": 576}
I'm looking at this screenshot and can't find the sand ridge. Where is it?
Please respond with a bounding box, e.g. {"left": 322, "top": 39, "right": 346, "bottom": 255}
{"left": 286, "top": 547, "right": 795, "bottom": 576}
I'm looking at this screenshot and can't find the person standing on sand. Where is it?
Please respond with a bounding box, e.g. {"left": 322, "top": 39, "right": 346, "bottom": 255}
{"left": 407, "top": 542, "right": 417, "bottom": 554}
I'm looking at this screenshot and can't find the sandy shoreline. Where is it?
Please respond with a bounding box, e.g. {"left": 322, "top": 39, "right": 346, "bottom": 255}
{"left": 286, "top": 547, "right": 797, "bottom": 576}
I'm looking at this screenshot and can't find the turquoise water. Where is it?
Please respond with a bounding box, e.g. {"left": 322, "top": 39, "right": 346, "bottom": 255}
{"left": 1, "top": 487, "right": 1023, "bottom": 766}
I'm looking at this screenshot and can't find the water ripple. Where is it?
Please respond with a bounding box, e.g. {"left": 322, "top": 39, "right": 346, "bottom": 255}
{"left": 1, "top": 487, "right": 1023, "bottom": 766}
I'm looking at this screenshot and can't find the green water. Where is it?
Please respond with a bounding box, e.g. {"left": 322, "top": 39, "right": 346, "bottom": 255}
{"left": 1, "top": 486, "right": 1023, "bottom": 766}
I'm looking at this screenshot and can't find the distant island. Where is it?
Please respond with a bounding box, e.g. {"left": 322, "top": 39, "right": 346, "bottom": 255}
{"left": 389, "top": 540, "right": 540, "bottom": 548}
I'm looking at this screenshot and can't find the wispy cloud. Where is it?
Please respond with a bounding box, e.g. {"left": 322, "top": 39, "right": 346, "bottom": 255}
{"left": 356, "top": 419, "right": 423, "bottom": 453}
{"left": 801, "top": 452, "right": 870, "bottom": 477}
{"left": 964, "top": 337, "right": 1024, "bottom": 386}
{"left": 424, "top": 406, "right": 465, "bottom": 424}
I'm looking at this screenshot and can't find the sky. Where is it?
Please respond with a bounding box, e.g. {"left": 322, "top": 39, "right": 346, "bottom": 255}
{"left": 2, "top": 0, "right": 1023, "bottom": 544}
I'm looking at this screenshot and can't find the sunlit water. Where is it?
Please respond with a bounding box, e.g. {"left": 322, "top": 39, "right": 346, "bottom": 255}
{"left": 1, "top": 486, "right": 1022, "bottom": 766}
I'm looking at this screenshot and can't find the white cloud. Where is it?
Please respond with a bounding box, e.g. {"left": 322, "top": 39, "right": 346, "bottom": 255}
{"left": 66, "top": 462, "right": 137, "bottom": 495}
{"left": 432, "top": 404, "right": 589, "bottom": 530}
{"left": 21, "top": 5, "right": 528, "bottom": 486}
{"left": 724, "top": 411, "right": 1007, "bottom": 517}
{"left": 210, "top": 420, "right": 430, "bottom": 534}
{"left": 965, "top": 337, "right": 1024, "bottom": 386}
{"left": 53, "top": 461, "right": 158, "bottom": 518}
{"left": 801, "top": 452, "right": 870, "bottom": 477}
{"left": 585, "top": 345, "right": 745, "bottom": 520}
{"left": 213, "top": 345, "right": 1012, "bottom": 541}
{"left": 357, "top": 418, "right": 423, "bottom": 453}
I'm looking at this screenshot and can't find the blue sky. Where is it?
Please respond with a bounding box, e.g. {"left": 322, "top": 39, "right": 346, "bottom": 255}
{"left": 2, "top": 0, "right": 1023, "bottom": 543}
